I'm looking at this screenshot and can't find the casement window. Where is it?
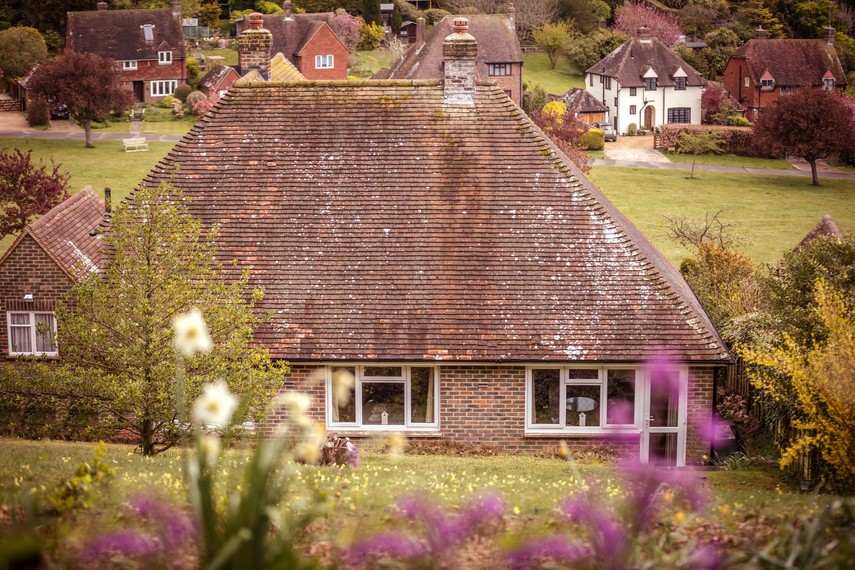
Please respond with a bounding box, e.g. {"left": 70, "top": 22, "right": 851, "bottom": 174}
{"left": 630, "top": 104, "right": 637, "bottom": 115}
{"left": 630, "top": 87, "right": 637, "bottom": 96}
{"left": 589, "top": 75, "right": 594, "bottom": 86}
{"left": 823, "top": 78, "right": 835, "bottom": 90}
{"left": 760, "top": 78, "right": 774, "bottom": 90}
{"left": 8, "top": 312, "right": 57, "bottom": 356}
{"left": 744, "top": 77, "right": 750, "bottom": 88}
{"left": 150, "top": 80, "right": 177, "bottom": 97}
{"left": 644, "top": 77, "right": 657, "bottom": 91}
{"left": 122, "top": 60, "right": 138, "bottom": 71}
{"left": 315, "top": 54, "right": 334, "bottom": 69}
{"left": 674, "top": 77, "right": 686, "bottom": 90}
{"left": 604, "top": 76, "right": 612, "bottom": 89}
{"left": 142, "top": 24, "right": 155, "bottom": 42}
{"left": 526, "top": 366, "right": 639, "bottom": 432}
{"left": 328, "top": 365, "right": 439, "bottom": 430}
{"left": 158, "top": 51, "right": 172, "bottom": 65}
{"left": 489, "top": 63, "right": 512, "bottom": 76}
{"left": 667, "top": 107, "right": 691, "bottom": 123}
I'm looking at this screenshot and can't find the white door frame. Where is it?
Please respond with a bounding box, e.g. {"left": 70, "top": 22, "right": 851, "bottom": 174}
{"left": 640, "top": 367, "right": 688, "bottom": 467}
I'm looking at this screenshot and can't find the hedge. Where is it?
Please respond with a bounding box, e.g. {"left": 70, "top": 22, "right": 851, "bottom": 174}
{"left": 658, "top": 124, "right": 773, "bottom": 158}
{"left": 579, "top": 128, "right": 604, "bottom": 150}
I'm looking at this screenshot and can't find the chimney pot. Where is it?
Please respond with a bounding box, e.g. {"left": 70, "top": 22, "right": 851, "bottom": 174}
{"left": 637, "top": 26, "right": 651, "bottom": 41}
{"left": 97, "top": 1, "right": 108, "bottom": 10}
{"left": 248, "top": 12, "right": 264, "bottom": 30}
{"left": 825, "top": 26, "right": 835, "bottom": 46}
{"left": 507, "top": 2, "right": 515, "bottom": 29}
{"left": 452, "top": 17, "right": 469, "bottom": 34}
{"left": 755, "top": 26, "right": 767, "bottom": 39}
{"left": 416, "top": 17, "right": 426, "bottom": 44}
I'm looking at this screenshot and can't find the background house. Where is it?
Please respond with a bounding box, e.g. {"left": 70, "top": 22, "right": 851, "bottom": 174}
{"left": 374, "top": 13, "right": 524, "bottom": 106}
{"left": 0, "top": 188, "right": 104, "bottom": 358}
{"left": 723, "top": 27, "right": 847, "bottom": 121}
{"left": 198, "top": 61, "right": 240, "bottom": 101}
{"left": 586, "top": 26, "right": 705, "bottom": 133}
{"left": 66, "top": 1, "right": 187, "bottom": 102}
{"left": 133, "top": 19, "right": 730, "bottom": 465}
{"left": 549, "top": 88, "right": 609, "bottom": 125}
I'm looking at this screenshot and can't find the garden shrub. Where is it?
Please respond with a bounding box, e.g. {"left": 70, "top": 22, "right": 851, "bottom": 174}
{"left": 658, "top": 124, "right": 767, "bottom": 156}
{"left": 185, "top": 90, "right": 207, "bottom": 109}
{"left": 173, "top": 83, "right": 192, "bottom": 103}
{"left": 26, "top": 97, "right": 50, "bottom": 126}
{"left": 422, "top": 8, "right": 450, "bottom": 24}
{"left": 626, "top": 122, "right": 638, "bottom": 136}
{"left": 186, "top": 56, "right": 202, "bottom": 84}
{"left": 579, "top": 127, "right": 605, "bottom": 150}
{"left": 522, "top": 84, "right": 547, "bottom": 113}
{"left": 358, "top": 22, "right": 385, "bottom": 50}
{"left": 156, "top": 95, "right": 176, "bottom": 109}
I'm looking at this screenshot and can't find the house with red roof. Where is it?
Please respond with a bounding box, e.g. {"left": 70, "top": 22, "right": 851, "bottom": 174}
{"left": 130, "top": 18, "right": 730, "bottom": 465}
{"left": 66, "top": 1, "right": 187, "bottom": 103}
{"left": 198, "top": 63, "right": 240, "bottom": 102}
{"left": 0, "top": 188, "right": 105, "bottom": 358}
{"left": 723, "top": 27, "right": 847, "bottom": 120}
{"left": 549, "top": 88, "right": 609, "bottom": 125}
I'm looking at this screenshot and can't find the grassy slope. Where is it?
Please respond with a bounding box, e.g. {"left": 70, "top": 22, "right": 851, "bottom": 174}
{"left": 588, "top": 166, "right": 855, "bottom": 264}
{"left": 353, "top": 49, "right": 395, "bottom": 75}
{"left": 522, "top": 52, "right": 584, "bottom": 96}
{"left": 196, "top": 48, "right": 239, "bottom": 67}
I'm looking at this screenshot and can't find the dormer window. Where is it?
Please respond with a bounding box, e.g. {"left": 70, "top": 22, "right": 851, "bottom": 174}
{"left": 122, "top": 60, "right": 138, "bottom": 71}
{"left": 823, "top": 77, "right": 835, "bottom": 90}
{"left": 142, "top": 24, "right": 154, "bottom": 42}
{"left": 159, "top": 51, "right": 172, "bottom": 65}
{"left": 644, "top": 77, "right": 657, "bottom": 91}
{"left": 760, "top": 78, "right": 774, "bottom": 90}
{"left": 674, "top": 77, "right": 686, "bottom": 90}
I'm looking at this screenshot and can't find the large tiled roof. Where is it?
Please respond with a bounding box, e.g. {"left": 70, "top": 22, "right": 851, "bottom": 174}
{"left": 376, "top": 14, "right": 522, "bottom": 80}
{"left": 140, "top": 80, "right": 728, "bottom": 364}
{"left": 588, "top": 36, "right": 704, "bottom": 88}
{"left": 255, "top": 13, "right": 340, "bottom": 64}
{"left": 6, "top": 187, "right": 105, "bottom": 280}
{"left": 550, "top": 88, "right": 608, "bottom": 113}
{"left": 729, "top": 39, "right": 846, "bottom": 87}
{"left": 797, "top": 215, "right": 847, "bottom": 249}
{"left": 66, "top": 8, "right": 186, "bottom": 62}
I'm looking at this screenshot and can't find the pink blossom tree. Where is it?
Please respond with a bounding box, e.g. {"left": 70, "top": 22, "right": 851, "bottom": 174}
{"left": 331, "top": 10, "right": 362, "bottom": 52}
{"left": 613, "top": 2, "right": 683, "bottom": 46}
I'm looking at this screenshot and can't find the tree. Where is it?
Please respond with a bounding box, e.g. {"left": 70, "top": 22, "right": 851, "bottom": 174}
{"left": 57, "top": 183, "right": 287, "bottom": 456}
{"left": 390, "top": 2, "right": 403, "bottom": 33}
{"left": 566, "top": 29, "right": 627, "bottom": 73}
{"left": 675, "top": 130, "right": 724, "bottom": 178}
{"left": 532, "top": 22, "right": 573, "bottom": 69}
{"left": 0, "top": 148, "right": 69, "bottom": 238}
{"left": 0, "top": 26, "right": 47, "bottom": 78}
{"left": 753, "top": 88, "right": 855, "bottom": 186}
{"left": 197, "top": 1, "right": 223, "bottom": 29}
{"left": 530, "top": 107, "right": 590, "bottom": 171}
{"left": 557, "top": 0, "right": 610, "bottom": 34}
{"left": 26, "top": 51, "right": 134, "bottom": 149}
{"left": 362, "top": 0, "right": 382, "bottom": 26}
{"left": 614, "top": 2, "right": 683, "bottom": 46}
{"left": 331, "top": 9, "right": 362, "bottom": 52}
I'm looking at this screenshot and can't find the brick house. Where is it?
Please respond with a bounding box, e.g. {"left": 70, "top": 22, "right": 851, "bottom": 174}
{"left": 198, "top": 63, "right": 240, "bottom": 101}
{"left": 0, "top": 188, "right": 104, "bottom": 358}
{"left": 235, "top": 3, "right": 349, "bottom": 81}
{"left": 373, "top": 11, "right": 524, "bottom": 106}
{"left": 131, "top": 18, "right": 730, "bottom": 465}
{"left": 586, "top": 26, "right": 705, "bottom": 133}
{"left": 66, "top": 1, "right": 187, "bottom": 103}
{"left": 723, "top": 27, "right": 847, "bottom": 121}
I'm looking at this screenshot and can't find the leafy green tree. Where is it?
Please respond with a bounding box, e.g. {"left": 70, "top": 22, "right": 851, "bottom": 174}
{"left": 198, "top": 0, "right": 223, "bottom": 28}
{"left": 676, "top": 131, "right": 724, "bottom": 178}
{"left": 391, "top": 3, "right": 402, "bottom": 33}
{"left": 362, "top": 0, "right": 382, "bottom": 26}
{"left": 57, "top": 183, "right": 287, "bottom": 455}
{"left": 532, "top": 22, "right": 574, "bottom": 69}
{"left": 736, "top": 2, "right": 786, "bottom": 38}
{"left": 557, "top": 0, "right": 610, "bottom": 34}
{"left": 0, "top": 26, "right": 46, "bottom": 77}
{"left": 789, "top": 0, "right": 833, "bottom": 39}
{"left": 566, "top": 28, "right": 627, "bottom": 73}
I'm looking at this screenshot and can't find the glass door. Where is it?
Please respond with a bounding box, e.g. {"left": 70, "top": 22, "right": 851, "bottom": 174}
{"left": 641, "top": 367, "right": 687, "bottom": 466}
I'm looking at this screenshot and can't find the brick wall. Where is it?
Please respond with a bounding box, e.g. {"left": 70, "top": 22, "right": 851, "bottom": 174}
{"left": 295, "top": 26, "right": 350, "bottom": 81}
{"left": 118, "top": 59, "right": 186, "bottom": 103}
{"left": 238, "top": 27, "right": 273, "bottom": 81}
{"left": 0, "top": 234, "right": 74, "bottom": 357}
{"left": 491, "top": 62, "right": 523, "bottom": 107}
{"left": 686, "top": 366, "right": 714, "bottom": 464}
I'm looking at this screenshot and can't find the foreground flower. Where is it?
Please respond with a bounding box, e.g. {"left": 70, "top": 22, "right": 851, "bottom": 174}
{"left": 192, "top": 381, "right": 238, "bottom": 428}
{"left": 172, "top": 308, "right": 212, "bottom": 357}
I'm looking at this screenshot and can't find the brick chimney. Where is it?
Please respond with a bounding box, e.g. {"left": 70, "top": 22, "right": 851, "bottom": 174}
{"left": 637, "top": 26, "right": 652, "bottom": 43}
{"left": 507, "top": 2, "right": 515, "bottom": 30}
{"left": 755, "top": 26, "right": 767, "bottom": 39}
{"left": 825, "top": 26, "right": 835, "bottom": 46}
{"left": 443, "top": 17, "right": 477, "bottom": 106}
{"left": 416, "top": 17, "right": 426, "bottom": 44}
{"left": 284, "top": 0, "right": 293, "bottom": 21}
{"left": 172, "top": 0, "right": 181, "bottom": 20}
{"left": 238, "top": 12, "right": 272, "bottom": 79}
{"left": 97, "top": 1, "right": 107, "bottom": 10}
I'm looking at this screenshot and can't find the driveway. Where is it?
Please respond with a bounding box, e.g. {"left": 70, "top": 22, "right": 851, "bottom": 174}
{"left": 603, "top": 134, "right": 670, "bottom": 163}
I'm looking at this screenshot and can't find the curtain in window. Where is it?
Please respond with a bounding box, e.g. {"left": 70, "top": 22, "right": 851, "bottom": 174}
{"left": 34, "top": 313, "right": 56, "bottom": 352}
{"left": 9, "top": 314, "right": 31, "bottom": 353}
{"left": 410, "top": 367, "right": 434, "bottom": 423}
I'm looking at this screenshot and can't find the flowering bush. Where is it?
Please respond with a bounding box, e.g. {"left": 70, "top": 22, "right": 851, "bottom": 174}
{"left": 614, "top": 2, "right": 683, "bottom": 46}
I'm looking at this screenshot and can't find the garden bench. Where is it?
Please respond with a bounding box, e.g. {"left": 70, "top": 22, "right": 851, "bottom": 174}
{"left": 123, "top": 137, "right": 149, "bottom": 152}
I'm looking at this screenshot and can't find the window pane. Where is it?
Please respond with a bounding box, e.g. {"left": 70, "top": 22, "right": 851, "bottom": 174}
{"left": 531, "top": 369, "right": 560, "bottom": 425}
{"left": 34, "top": 313, "right": 56, "bottom": 352}
{"left": 410, "top": 367, "right": 435, "bottom": 423}
{"left": 363, "top": 366, "right": 402, "bottom": 377}
{"left": 567, "top": 368, "right": 598, "bottom": 381}
{"left": 331, "top": 366, "right": 356, "bottom": 422}
{"left": 649, "top": 369, "right": 679, "bottom": 427}
{"left": 10, "top": 313, "right": 30, "bottom": 325}
{"left": 649, "top": 432, "right": 678, "bottom": 466}
{"left": 566, "top": 384, "right": 600, "bottom": 427}
{"left": 606, "top": 369, "right": 635, "bottom": 424}
{"left": 10, "top": 324, "right": 31, "bottom": 353}
{"left": 362, "top": 382, "right": 405, "bottom": 425}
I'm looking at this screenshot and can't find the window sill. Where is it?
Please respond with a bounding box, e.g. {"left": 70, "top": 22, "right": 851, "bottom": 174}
{"left": 7, "top": 354, "right": 59, "bottom": 360}
{"left": 525, "top": 428, "right": 641, "bottom": 438}
{"left": 326, "top": 429, "right": 442, "bottom": 438}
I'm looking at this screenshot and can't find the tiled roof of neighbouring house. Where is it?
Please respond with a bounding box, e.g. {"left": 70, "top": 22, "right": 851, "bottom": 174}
{"left": 139, "top": 80, "right": 729, "bottom": 363}
{"left": 198, "top": 64, "right": 237, "bottom": 93}
{"left": 797, "top": 215, "right": 847, "bottom": 249}
{"left": 729, "top": 39, "right": 847, "bottom": 87}
{"left": 269, "top": 52, "right": 305, "bottom": 82}
{"left": 588, "top": 34, "right": 705, "bottom": 88}
{"left": 252, "top": 13, "right": 340, "bottom": 64}
{"left": 66, "top": 8, "right": 186, "bottom": 62}
{"left": 8, "top": 187, "right": 104, "bottom": 280}
{"left": 375, "top": 14, "right": 522, "bottom": 80}
{"left": 549, "top": 88, "right": 609, "bottom": 113}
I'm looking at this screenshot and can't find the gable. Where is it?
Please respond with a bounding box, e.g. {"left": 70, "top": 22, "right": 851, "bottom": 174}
{"left": 66, "top": 8, "right": 186, "bottom": 62}
{"left": 295, "top": 22, "right": 349, "bottom": 57}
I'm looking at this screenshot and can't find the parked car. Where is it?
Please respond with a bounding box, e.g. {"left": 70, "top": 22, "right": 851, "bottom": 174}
{"left": 50, "top": 105, "right": 69, "bottom": 120}
{"left": 594, "top": 122, "right": 618, "bottom": 142}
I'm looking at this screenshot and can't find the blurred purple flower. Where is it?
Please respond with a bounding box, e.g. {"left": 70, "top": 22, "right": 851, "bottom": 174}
{"left": 506, "top": 536, "right": 588, "bottom": 570}
{"left": 687, "top": 543, "right": 727, "bottom": 570}
{"left": 81, "top": 530, "right": 158, "bottom": 565}
{"left": 698, "top": 414, "right": 732, "bottom": 447}
{"left": 619, "top": 459, "right": 708, "bottom": 531}
{"left": 561, "top": 495, "right": 628, "bottom": 564}
{"left": 346, "top": 532, "right": 427, "bottom": 565}
{"left": 129, "top": 495, "right": 195, "bottom": 551}
{"left": 345, "top": 440, "right": 360, "bottom": 468}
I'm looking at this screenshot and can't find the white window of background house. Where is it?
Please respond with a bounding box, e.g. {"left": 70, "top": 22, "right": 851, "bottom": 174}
{"left": 8, "top": 312, "right": 57, "bottom": 356}
{"left": 674, "top": 77, "right": 687, "bottom": 90}
{"left": 489, "top": 63, "right": 512, "bottom": 76}
{"left": 315, "top": 54, "right": 334, "bottom": 69}
{"left": 150, "top": 80, "right": 177, "bottom": 97}
{"left": 327, "top": 365, "right": 439, "bottom": 430}
{"left": 158, "top": 51, "right": 172, "bottom": 65}
{"left": 823, "top": 78, "right": 836, "bottom": 90}
{"left": 122, "top": 60, "right": 138, "bottom": 71}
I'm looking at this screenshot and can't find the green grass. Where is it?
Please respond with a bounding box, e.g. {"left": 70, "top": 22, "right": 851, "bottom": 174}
{"left": 523, "top": 52, "right": 584, "bottom": 96}
{"left": 352, "top": 49, "right": 395, "bottom": 75}
{"left": 196, "top": 48, "right": 239, "bottom": 67}
{"left": 663, "top": 151, "right": 795, "bottom": 170}
{"left": 140, "top": 121, "right": 194, "bottom": 136}
{"left": 588, "top": 167, "right": 855, "bottom": 264}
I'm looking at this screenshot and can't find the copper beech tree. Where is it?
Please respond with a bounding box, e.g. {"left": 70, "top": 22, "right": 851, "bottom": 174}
{"left": 0, "top": 148, "right": 69, "bottom": 238}
{"left": 27, "top": 51, "right": 134, "bottom": 148}
{"left": 753, "top": 87, "right": 855, "bottom": 186}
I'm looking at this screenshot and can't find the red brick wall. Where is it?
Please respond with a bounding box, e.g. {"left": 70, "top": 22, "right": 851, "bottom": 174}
{"left": 0, "top": 234, "right": 74, "bottom": 357}
{"left": 686, "top": 367, "right": 714, "bottom": 465}
{"left": 117, "top": 59, "right": 187, "bottom": 103}
{"left": 491, "top": 62, "right": 523, "bottom": 107}
{"left": 295, "top": 26, "right": 349, "bottom": 80}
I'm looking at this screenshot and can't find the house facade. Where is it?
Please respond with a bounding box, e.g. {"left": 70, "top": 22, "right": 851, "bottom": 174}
{"left": 374, "top": 13, "right": 524, "bottom": 106}
{"left": 198, "top": 63, "right": 240, "bottom": 101}
{"left": 133, "top": 19, "right": 730, "bottom": 465}
{"left": 586, "top": 27, "right": 705, "bottom": 134}
{"left": 550, "top": 88, "right": 609, "bottom": 125}
{"left": 66, "top": 1, "right": 187, "bottom": 103}
{"left": 235, "top": 3, "right": 349, "bottom": 81}
{"left": 723, "top": 28, "right": 847, "bottom": 121}
{"left": 0, "top": 188, "right": 104, "bottom": 358}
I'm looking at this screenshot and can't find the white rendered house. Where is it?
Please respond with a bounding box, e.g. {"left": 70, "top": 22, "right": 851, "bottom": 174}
{"left": 585, "top": 26, "right": 705, "bottom": 134}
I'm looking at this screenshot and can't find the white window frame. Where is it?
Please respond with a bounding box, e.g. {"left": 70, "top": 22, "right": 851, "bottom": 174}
{"left": 122, "top": 60, "right": 138, "bottom": 71}
{"left": 7, "top": 311, "right": 58, "bottom": 356}
{"left": 760, "top": 78, "right": 774, "bottom": 90}
{"left": 674, "top": 77, "right": 686, "bottom": 91}
{"left": 315, "top": 54, "right": 334, "bottom": 69}
{"left": 150, "top": 80, "right": 178, "bottom": 97}
{"left": 823, "top": 78, "right": 835, "bottom": 91}
{"left": 489, "top": 63, "right": 512, "bottom": 76}
{"left": 326, "top": 364, "right": 440, "bottom": 431}
{"left": 158, "top": 51, "right": 172, "bottom": 65}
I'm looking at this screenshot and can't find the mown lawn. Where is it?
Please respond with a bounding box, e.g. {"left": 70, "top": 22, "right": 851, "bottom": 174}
{"left": 522, "top": 52, "right": 584, "bottom": 96}
{"left": 352, "top": 49, "right": 395, "bottom": 75}
{"left": 196, "top": 48, "right": 239, "bottom": 67}
{"left": 662, "top": 151, "right": 795, "bottom": 171}
{"left": 588, "top": 166, "right": 855, "bottom": 264}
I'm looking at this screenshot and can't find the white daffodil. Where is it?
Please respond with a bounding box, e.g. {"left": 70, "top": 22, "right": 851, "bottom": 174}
{"left": 172, "top": 308, "right": 213, "bottom": 358}
{"left": 199, "top": 434, "right": 221, "bottom": 468}
{"left": 332, "top": 367, "right": 355, "bottom": 406}
{"left": 193, "top": 380, "right": 238, "bottom": 428}
{"left": 281, "top": 391, "right": 312, "bottom": 415}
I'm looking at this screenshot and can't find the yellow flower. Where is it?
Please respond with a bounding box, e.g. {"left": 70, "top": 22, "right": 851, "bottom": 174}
{"left": 172, "top": 308, "right": 213, "bottom": 357}
{"left": 558, "top": 440, "right": 569, "bottom": 459}
{"left": 719, "top": 504, "right": 731, "bottom": 516}
{"left": 674, "top": 511, "right": 686, "bottom": 523}
{"left": 387, "top": 433, "right": 406, "bottom": 459}
{"left": 332, "top": 367, "right": 355, "bottom": 405}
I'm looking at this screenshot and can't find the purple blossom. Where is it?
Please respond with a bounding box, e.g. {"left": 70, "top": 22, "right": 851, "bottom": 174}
{"left": 346, "top": 532, "right": 427, "bottom": 565}
{"left": 505, "top": 536, "right": 588, "bottom": 570}
{"left": 618, "top": 459, "right": 708, "bottom": 531}
{"left": 687, "top": 543, "right": 728, "bottom": 570}
{"left": 396, "top": 492, "right": 505, "bottom": 553}
{"left": 345, "top": 441, "right": 360, "bottom": 468}
{"left": 129, "top": 494, "right": 196, "bottom": 551}
{"left": 560, "top": 495, "right": 628, "bottom": 563}
{"left": 81, "top": 530, "right": 158, "bottom": 565}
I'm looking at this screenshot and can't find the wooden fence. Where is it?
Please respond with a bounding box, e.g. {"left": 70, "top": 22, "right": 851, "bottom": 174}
{"left": 0, "top": 98, "right": 22, "bottom": 112}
